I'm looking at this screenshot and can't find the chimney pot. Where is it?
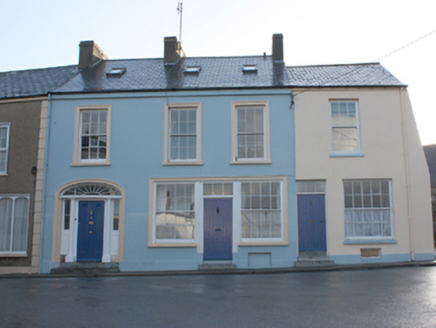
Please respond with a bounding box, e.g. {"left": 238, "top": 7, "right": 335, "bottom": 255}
{"left": 272, "top": 34, "right": 284, "bottom": 62}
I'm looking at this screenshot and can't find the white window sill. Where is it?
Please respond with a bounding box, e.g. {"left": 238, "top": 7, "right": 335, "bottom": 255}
{"left": 162, "top": 161, "right": 204, "bottom": 166}
{"left": 148, "top": 242, "right": 197, "bottom": 248}
{"left": 0, "top": 253, "right": 28, "bottom": 257}
{"left": 239, "top": 240, "right": 287, "bottom": 246}
{"left": 230, "top": 159, "right": 272, "bottom": 165}
{"left": 344, "top": 239, "right": 397, "bottom": 245}
{"left": 0, "top": 173, "right": 8, "bottom": 176}
{"left": 330, "top": 153, "right": 364, "bottom": 158}
{"left": 71, "top": 161, "right": 111, "bottom": 167}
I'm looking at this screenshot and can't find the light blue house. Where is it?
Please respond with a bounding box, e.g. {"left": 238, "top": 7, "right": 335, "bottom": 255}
{"left": 39, "top": 35, "right": 298, "bottom": 273}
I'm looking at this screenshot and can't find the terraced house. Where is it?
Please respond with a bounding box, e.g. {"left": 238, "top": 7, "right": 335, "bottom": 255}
{"left": 1, "top": 33, "right": 433, "bottom": 274}
{"left": 0, "top": 66, "right": 78, "bottom": 274}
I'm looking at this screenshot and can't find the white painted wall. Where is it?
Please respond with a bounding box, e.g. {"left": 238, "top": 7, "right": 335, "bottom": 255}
{"left": 294, "top": 87, "right": 433, "bottom": 259}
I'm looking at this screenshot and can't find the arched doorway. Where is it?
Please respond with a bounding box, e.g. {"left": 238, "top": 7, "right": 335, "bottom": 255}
{"left": 53, "top": 180, "right": 125, "bottom": 264}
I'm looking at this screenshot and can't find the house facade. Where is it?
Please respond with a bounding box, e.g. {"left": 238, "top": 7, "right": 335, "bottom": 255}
{"left": 39, "top": 36, "right": 299, "bottom": 273}
{"left": 290, "top": 64, "right": 434, "bottom": 263}
{"left": 0, "top": 66, "right": 78, "bottom": 274}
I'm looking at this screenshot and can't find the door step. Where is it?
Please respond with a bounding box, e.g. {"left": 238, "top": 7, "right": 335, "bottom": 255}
{"left": 51, "top": 262, "right": 120, "bottom": 274}
{"left": 198, "top": 262, "right": 237, "bottom": 271}
{"left": 294, "top": 251, "right": 335, "bottom": 268}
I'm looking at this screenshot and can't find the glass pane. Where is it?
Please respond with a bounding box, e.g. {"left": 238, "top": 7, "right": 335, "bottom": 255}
{"left": 223, "top": 183, "right": 233, "bottom": 195}
{"left": 0, "top": 151, "right": 6, "bottom": 172}
{"left": 203, "top": 183, "right": 212, "bottom": 195}
{"left": 113, "top": 200, "right": 120, "bottom": 231}
{"left": 0, "top": 198, "right": 13, "bottom": 251}
{"left": 12, "top": 198, "right": 29, "bottom": 252}
{"left": 64, "top": 200, "right": 70, "bottom": 230}
{"left": 213, "top": 183, "right": 223, "bottom": 195}
{"left": 0, "top": 128, "right": 6, "bottom": 148}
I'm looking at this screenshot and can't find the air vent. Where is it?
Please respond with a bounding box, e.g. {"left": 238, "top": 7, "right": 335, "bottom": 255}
{"left": 360, "top": 248, "right": 381, "bottom": 258}
{"left": 107, "top": 68, "right": 126, "bottom": 77}
{"left": 184, "top": 66, "right": 201, "bottom": 74}
{"left": 242, "top": 65, "right": 257, "bottom": 74}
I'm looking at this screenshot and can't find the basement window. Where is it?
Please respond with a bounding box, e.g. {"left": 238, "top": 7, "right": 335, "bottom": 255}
{"left": 242, "top": 65, "right": 257, "bottom": 74}
{"left": 107, "top": 68, "right": 126, "bottom": 77}
{"left": 184, "top": 66, "right": 201, "bottom": 74}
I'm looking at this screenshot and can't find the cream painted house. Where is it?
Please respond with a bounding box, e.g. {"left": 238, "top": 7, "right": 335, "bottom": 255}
{"left": 289, "top": 63, "right": 434, "bottom": 264}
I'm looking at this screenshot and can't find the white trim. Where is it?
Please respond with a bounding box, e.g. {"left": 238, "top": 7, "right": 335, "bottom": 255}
{"left": 148, "top": 176, "right": 287, "bottom": 249}
{"left": 231, "top": 101, "right": 271, "bottom": 164}
{"left": 0, "top": 194, "right": 30, "bottom": 255}
{"left": 0, "top": 123, "right": 10, "bottom": 175}
{"left": 343, "top": 179, "right": 394, "bottom": 240}
{"left": 163, "top": 103, "right": 203, "bottom": 166}
{"left": 329, "top": 100, "right": 361, "bottom": 154}
{"left": 72, "top": 105, "right": 112, "bottom": 166}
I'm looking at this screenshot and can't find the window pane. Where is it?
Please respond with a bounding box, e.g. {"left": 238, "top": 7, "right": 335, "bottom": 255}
{"left": 241, "top": 182, "right": 281, "bottom": 239}
{"left": 344, "top": 180, "right": 392, "bottom": 238}
{"left": 0, "top": 198, "right": 13, "bottom": 251}
{"left": 236, "top": 107, "right": 265, "bottom": 159}
{"left": 169, "top": 109, "right": 197, "bottom": 161}
{"left": 155, "top": 184, "right": 195, "bottom": 240}
{"left": 113, "top": 200, "right": 120, "bottom": 231}
{"left": 12, "top": 198, "right": 29, "bottom": 252}
{"left": 0, "top": 127, "right": 7, "bottom": 148}
{"left": 80, "top": 110, "right": 107, "bottom": 161}
{"left": 64, "top": 200, "right": 71, "bottom": 230}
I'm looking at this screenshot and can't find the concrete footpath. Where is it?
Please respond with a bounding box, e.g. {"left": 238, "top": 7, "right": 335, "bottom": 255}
{"left": 1, "top": 259, "right": 436, "bottom": 279}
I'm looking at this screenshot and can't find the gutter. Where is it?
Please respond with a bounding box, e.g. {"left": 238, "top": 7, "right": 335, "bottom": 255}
{"left": 399, "top": 87, "right": 415, "bottom": 261}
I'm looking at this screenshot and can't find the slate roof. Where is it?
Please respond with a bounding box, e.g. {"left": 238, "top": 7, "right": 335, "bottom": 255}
{"left": 0, "top": 65, "right": 79, "bottom": 99}
{"left": 54, "top": 56, "right": 290, "bottom": 94}
{"left": 287, "top": 63, "right": 404, "bottom": 87}
{"left": 0, "top": 59, "right": 404, "bottom": 98}
{"left": 424, "top": 144, "right": 436, "bottom": 188}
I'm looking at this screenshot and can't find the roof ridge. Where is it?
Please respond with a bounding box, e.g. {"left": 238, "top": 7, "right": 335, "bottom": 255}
{"left": 0, "top": 64, "right": 78, "bottom": 75}
{"left": 287, "top": 62, "right": 380, "bottom": 69}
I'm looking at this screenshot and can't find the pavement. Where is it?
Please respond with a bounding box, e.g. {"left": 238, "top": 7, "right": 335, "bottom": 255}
{"left": 1, "top": 259, "right": 436, "bottom": 279}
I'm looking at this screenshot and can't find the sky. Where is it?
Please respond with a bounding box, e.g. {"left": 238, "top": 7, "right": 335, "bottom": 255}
{"left": 1, "top": 0, "right": 435, "bottom": 144}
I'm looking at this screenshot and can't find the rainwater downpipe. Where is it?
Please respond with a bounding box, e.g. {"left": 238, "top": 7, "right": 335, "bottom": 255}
{"left": 400, "top": 87, "right": 415, "bottom": 261}
{"left": 38, "top": 93, "right": 52, "bottom": 272}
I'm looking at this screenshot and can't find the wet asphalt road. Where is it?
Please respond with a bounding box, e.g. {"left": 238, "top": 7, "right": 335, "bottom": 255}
{"left": 1, "top": 266, "right": 436, "bottom": 328}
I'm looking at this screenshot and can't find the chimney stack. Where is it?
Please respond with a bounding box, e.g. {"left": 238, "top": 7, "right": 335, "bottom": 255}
{"left": 272, "top": 34, "right": 284, "bottom": 62}
{"left": 78, "top": 41, "right": 109, "bottom": 70}
{"left": 164, "top": 36, "right": 185, "bottom": 64}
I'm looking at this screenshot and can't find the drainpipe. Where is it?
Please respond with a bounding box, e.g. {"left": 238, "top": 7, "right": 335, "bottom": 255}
{"left": 400, "top": 87, "right": 415, "bottom": 261}
{"left": 39, "top": 93, "right": 52, "bottom": 273}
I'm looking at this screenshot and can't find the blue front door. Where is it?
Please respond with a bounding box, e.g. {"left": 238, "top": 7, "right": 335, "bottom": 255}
{"left": 77, "top": 201, "right": 104, "bottom": 261}
{"left": 298, "top": 194, "right": 326, "bottom": 252}
{"left": 204, "top": 199, "right": 232, "bottom": 260}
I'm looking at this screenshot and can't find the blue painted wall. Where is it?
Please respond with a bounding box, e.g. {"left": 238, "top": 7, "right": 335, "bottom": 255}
{"left": 40, "top": 89, "right": 297, "bottom": 273}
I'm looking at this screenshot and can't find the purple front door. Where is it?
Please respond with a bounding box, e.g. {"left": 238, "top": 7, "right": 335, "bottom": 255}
{"left": 204, "top": 198, "right": 232, "bottom": 260}
{"left": 298, "top": 194, "right": 326, "bottom": 252}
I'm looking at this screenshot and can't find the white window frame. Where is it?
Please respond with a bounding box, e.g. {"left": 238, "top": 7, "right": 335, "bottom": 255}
{"left": 343, "top": 179, "right": 393, "bottom": 240}
{"left": 163, "top": 103, "right": 202, "bottom": 166}
{"left": 148, "top": 177, "right": 288, "bottom": 249}
{"left": 72, "top": 105, "right": 112, "bottom": 166}
{"left": 240, "top": 181, "right": 284, "bottom": 242}
{"left": 231, "top": 101, "right": 271, "bottom": 164}
{"left": 0, "top": 194, "right": 30, "bottom": 256}
{"left": 330, "top": 100, "right": 361, "bottom": 154}
{"left": 0, "top": 123, "right": 10, "bottom": 175}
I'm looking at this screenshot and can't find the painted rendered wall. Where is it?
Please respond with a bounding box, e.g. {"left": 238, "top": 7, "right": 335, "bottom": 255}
{"left": 0, "top": 99, "right": 42, "bottom": 273}
{"left": 294, "top": 87, "right": 434, "bottom": 264}
{"left": 40, "top": 89, "right": 297, "bottom": 273}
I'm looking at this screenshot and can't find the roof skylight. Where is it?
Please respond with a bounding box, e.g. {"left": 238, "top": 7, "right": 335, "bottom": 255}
{"left": 184, "top": 66, "right": 201, "bottom": 74}
{"left": 242, "top": 65, "right": 258, "bottom": 74}
{"left": 107, "top": 68, "right": 126, "bottom": 77}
